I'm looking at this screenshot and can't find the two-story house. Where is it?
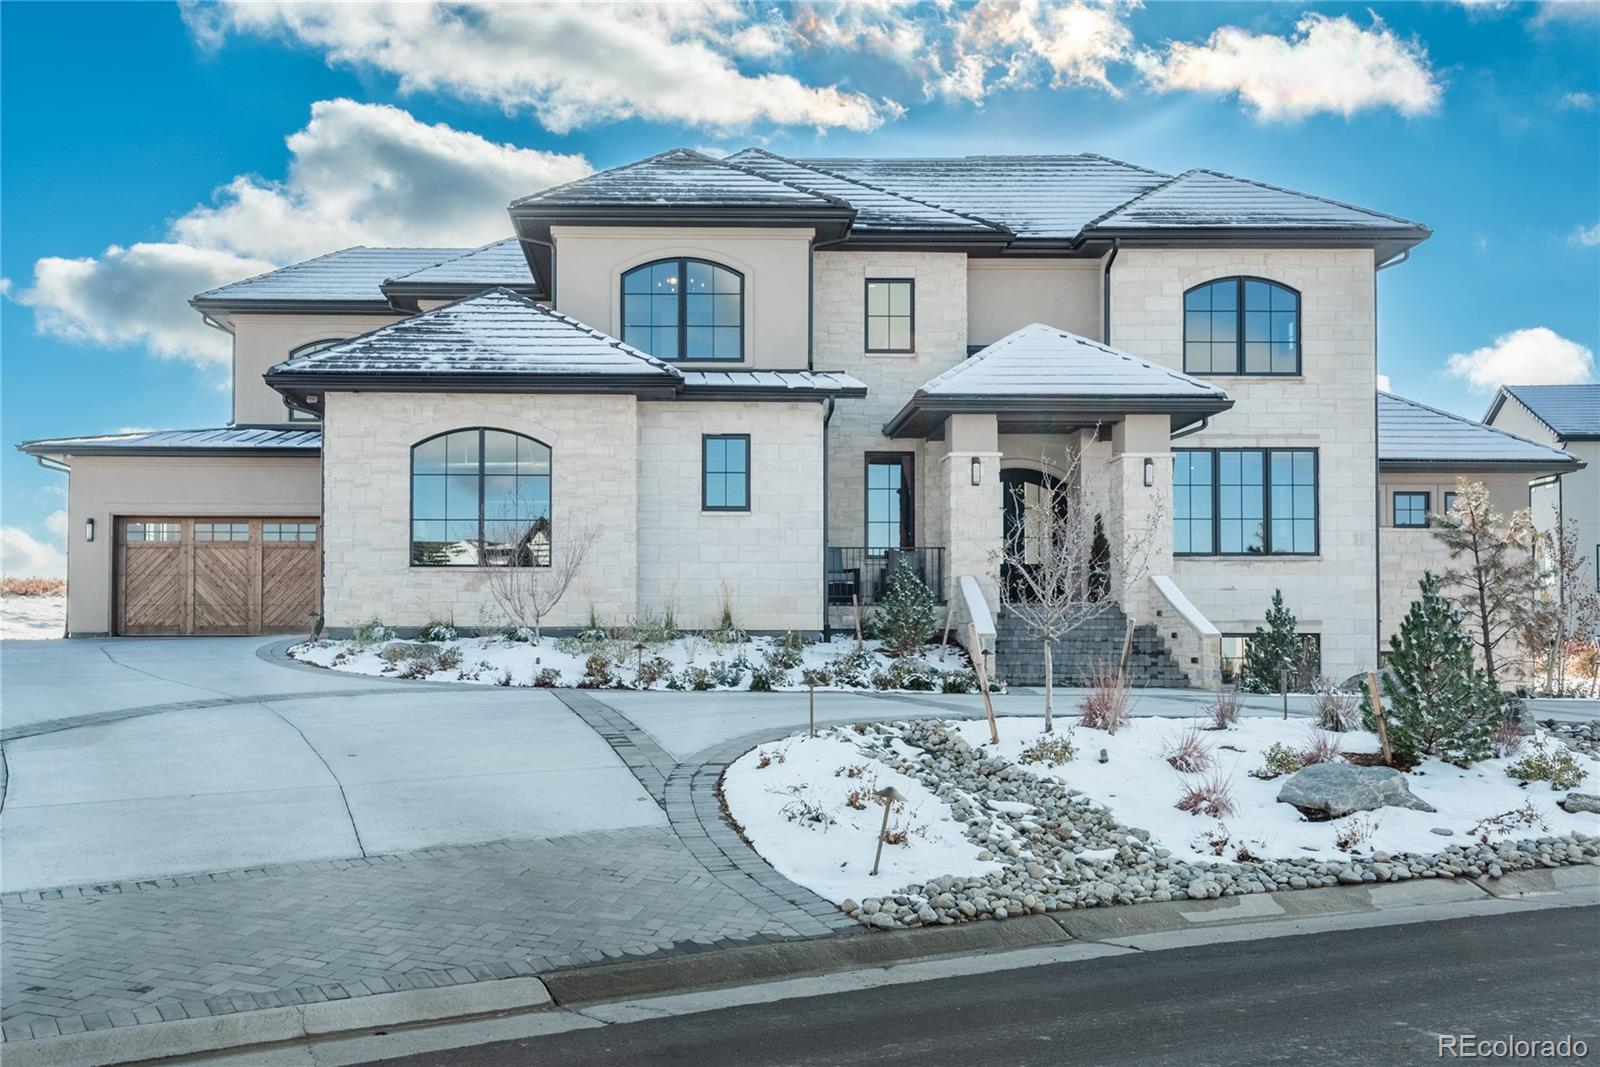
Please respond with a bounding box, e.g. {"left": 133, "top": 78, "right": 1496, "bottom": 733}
{"left": 20, "top": 148, "right": 1581, "bottom": 687}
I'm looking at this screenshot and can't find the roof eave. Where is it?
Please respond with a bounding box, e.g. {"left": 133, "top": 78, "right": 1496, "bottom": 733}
{"left": 678, "top": 382, "right": 868, "bottom": 402}
{"left": 882, "top": 393, "right": 1233, "bottom": 438}
{"left": 16, "top": 442, "right": 319, "bottom": 459}
{"left": 1378, "top": 457, "right": 1585, "bottom": 474}
{"left": 265, "top": 370, "right": 681, "bottom": 398}
{"left": 189, "top": 297, "right": 406, "bottom": 317}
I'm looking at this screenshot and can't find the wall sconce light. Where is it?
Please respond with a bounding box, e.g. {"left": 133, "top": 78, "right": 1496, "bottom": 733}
{"left": 84, "top": 517, "right": 95, "bottom": 543}
{"left": 970, "top": 457, "right": 982, "bottom": 486}
{"left": 1143, "top": 458, "right": 1155, "bottom": 487}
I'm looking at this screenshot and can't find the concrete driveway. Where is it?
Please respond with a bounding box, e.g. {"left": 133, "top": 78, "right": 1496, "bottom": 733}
{"left": 0, "top": 637, "right": 662, "bottom": 893}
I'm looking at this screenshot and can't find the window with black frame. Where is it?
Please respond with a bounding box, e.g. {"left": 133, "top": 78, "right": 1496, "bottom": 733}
{"left": 864, "top": 279, "right": 914, "bottom": 353}
{"left": 865, "top": 453, "right": 914, "bottom": 555}
{"left": 1183, "top": 277, "right": 1300, "bottom": 375}
{"left": 1393, "top": 491, "right": 1430, "bottom": 528}
{"left": 621, "top": 258, "right": 743, "bottom": 361}
{"left": 702, "top": 435, "right": 750, "bottom": 511}
{"left": 1174, "top": 448, "right": 1318, "bottom": 555}
{"left": 411, "top": 429, "right": 551, "bottom": 566}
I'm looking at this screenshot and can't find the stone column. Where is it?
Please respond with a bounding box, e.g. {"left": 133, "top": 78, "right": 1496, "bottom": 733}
{"left": 1106, "top": 413, "right": 1174, "bottom": 624}
{"left": 942, "top": 413, "right": 1002, "bottom": 623}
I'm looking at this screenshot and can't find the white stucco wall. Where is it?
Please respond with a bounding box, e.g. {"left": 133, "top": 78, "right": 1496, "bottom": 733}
{"left": 229, "top": 312, "right": 404, "bottom": 425}
{"left": 1110, "top": 248, "right": 1380, "bottom": 680}
{"left": 1486, "top": 396, "right": 1599, "bottom": 590}
{"left": 966, "top": 259, "right": 1101, "bottom": 347}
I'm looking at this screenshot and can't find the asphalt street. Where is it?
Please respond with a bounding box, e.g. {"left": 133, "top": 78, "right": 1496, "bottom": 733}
{"left": 361, "top": 906, "right": 1600, "bottom": 1067}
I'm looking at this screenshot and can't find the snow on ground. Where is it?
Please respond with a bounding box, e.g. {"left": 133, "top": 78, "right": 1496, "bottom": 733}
{"left": 0, "top": 595, "right": 65, "bottom": 639}
{"left": 721, "top": 729, "right": 1002, "bottom": 904}
{"left": 290, "top": 632, "right": 974, "bottom": 692}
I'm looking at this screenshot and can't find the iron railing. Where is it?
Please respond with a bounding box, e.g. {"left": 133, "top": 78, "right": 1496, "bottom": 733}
{"left": 826, "top": 546, "right": 945, "bottom": 606}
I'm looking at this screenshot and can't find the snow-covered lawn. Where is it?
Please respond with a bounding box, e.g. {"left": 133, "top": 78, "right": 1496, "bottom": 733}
{"left": 720, "top": 714, "right": 1600, "bottom": 912}
{"left": 289, "top": 631, "right": 979, "bottom": 693}
{"left": 0, "top": 594, "right": 65, "bottom": 639}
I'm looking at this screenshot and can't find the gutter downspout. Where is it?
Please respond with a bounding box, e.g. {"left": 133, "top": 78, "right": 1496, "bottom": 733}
{"left": 1102, "top": 239, "right": 1120, "bottom": 345}
{"left": 821, "top": 397, "right": 836, "bottom": 639}
{"left": 1170, "top": 416, "right": 1209, "bottom": 441}
{"left": 523, "top": 235, "right": 558, "bottom": 307}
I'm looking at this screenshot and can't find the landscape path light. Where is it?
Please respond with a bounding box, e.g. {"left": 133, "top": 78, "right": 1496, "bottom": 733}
{"left": 870, "top": 786, "right": 906, "bottom": 877}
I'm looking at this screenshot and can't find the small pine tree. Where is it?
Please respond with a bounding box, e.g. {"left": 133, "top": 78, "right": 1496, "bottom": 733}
{"left": 1360, "top": 572, "right": 1501, "bottom": 765}
{"left": 1242, "top": 589, "right": 1302, "bottom": 694}
{"left": 874, "top": 557, "right": 937, "bottom": 655}
{"left": 1088, "top": 514, "right": 1111, "bottom": 602}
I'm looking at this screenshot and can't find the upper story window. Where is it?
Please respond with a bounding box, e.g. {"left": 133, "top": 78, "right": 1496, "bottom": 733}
{"left": 865, "top": 279, "right": 914, "bottom": 353}
{"left": 284, "top": 339, "right": 341, "bottom": 422}
{"left": 622, "top": 258, "right": 743, "bottom": 361}
{"left": 1393, "top": 491, "right": 1430, "bottom": 528}
{"left": 1183, "top": 277, "right": 1300, "bottom": 376}
{"left": 411, "top": 429, "right": 551, "bottom": 567}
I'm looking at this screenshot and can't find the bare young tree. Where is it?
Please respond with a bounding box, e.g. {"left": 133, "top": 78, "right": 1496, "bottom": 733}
{"left": 995, "top": 446, "right": 1167, "bottom": 732}
{"left": 1523, "top": 517, "right": 1600, "bottom": 693}
{"left": 1430, "top": 479, "right": 1536, "bottom": 687}
{"left": 485, "top": 518, "right": 600, "bottom": 641}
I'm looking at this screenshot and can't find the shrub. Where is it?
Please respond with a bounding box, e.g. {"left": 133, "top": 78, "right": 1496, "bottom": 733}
{"left": 766, "top": 631, "right": 806, "bottom": 670}
{"left": 1334, "top": 813, "right": 1379, "bottom": 852}
{"left": 436, "top": 646, "right": 463, "bottom": 672}
{"left": 939, "top": 668, "right": 977, "bottom": 694}
{"left": 1176, "top": 773, "right": 1236, "bottom": 818}
{"left": 1252, "top": 742, "right": 1304, "bottom": 780}
{"left": 532, "top": 667, "right": 562, "bottom": 688}
{"left": 1164, "top": 728, "right": 1213, "bottom": 774}
{"left": 873, "top": 559, "right": 938, "bottom": 654}
{"left": 800, "top": 666, "right": 832, "bottom": 688}
{"left": 1242, "top": 590, "right": 1304, "bottom": 694}
{"left": 352, "top": 618, "right": 394, "bottom": 647}
{"left": 630, "top": 610, "right": 680, "bottom": 646}
{"left": 884, "top": 658, "right": 938, "bottom": 691}
{"left": 379, "top": 642, "right": 429, "bottom": 667}
{"left": 580, "top": 652, "right": 614, "bottom": 688}
{"left": 748, "top": 664, "right": 788, "bottom": 692}
{"left": 1360, "top": 573, "right": 1502, "bottom": 765}
{"left": 679, "top": 665, "right": 715, "bottom": 691}
{"left": 555, "top": 626, "right": 612, "bottom": 658}
{"left": 1079, "top": 662, "right": 1130, "bottom": 734}
{"left": 502, "top": 625, "right": 537, "bottom": 644}
{"left": 1505, "top": 738, "right": 1588, "bottom": 790}
{"left": 634, "top": 655, "right": 674, "bottom": 689}
{"left": 0, "top": 577, "right": 65, "bottom": 597}
{"left": 1468, "top": 802, "right": 1549, "bottom": 844}
{"left": 1312, "top": 679, "right": 1359, "bottom": 732}
{"left": 1493, "top": 718, "right": 1525, "bottom": 759}
{"left": 1205, "top": 689, "right": 1242, "bottom": 730}
{"left": 1301, "top": 730, "right": 1343, "bottom": 766}
{"left": 495, "top": 669, "right": 514, "bottom": 687}
{"left": 1019, "top": 732, "right": 1077, "bottom": 766}
{"left": 828, "top": 647, "right": 877, "bottom": 688}
{"left": 397, "top": 651, "right": 438, "bottom": 679}
{"left": 416, "top": 620, "right": 458, "bottom": 642}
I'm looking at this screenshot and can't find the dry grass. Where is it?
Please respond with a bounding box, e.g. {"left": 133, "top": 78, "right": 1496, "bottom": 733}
{"left": 1163, "top": 727, "right": 1213, "bottom": 774}
{"left": 1205, "top": 689, "right": 1242, "bottom": 730}
{"left": 1176, "top": 773, "right": 1236, "bottom": 818}
{"left": 1301, "top": 730, "right": 1343, "bottom": 766}
{"left": 1079, "top": 662, "right": 1131, "bottom": 734}
{"left": 1, "top": 577, "right": 65, "bottom": 597}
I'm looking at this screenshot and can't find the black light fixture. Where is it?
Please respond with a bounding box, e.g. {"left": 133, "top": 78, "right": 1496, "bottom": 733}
{"left": 1143, "top": 458, "right": 1155, "bottom": 487}
{"left": 970, "top": 457, "right": 982, "bottom": 486}
{"left": 84, "top": 517, "right": 95, "bottom": 543}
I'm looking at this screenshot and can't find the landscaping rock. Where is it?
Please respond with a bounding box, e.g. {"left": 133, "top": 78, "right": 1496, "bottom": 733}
{"left": 1558, "top": 793, "right": 1600, "bottom": 815}
{"left": 1277, "top": 763, "right": 1437, "bottom": 819}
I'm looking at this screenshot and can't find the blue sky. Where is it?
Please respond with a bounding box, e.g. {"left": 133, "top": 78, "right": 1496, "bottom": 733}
{"left": 2, "top": 0, "right": 1597, "bottom": 574}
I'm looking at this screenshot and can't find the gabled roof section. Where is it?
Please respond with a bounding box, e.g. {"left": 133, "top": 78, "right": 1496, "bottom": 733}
{"left": 382, "top": 238, "right": 539, "bottom": 300}
{"left": 884, "top": 323, "right": 1232, "bottom": 437}
{"left": 1379, "top": 392, "right": 1582, "bottom": 471}
{"left": 1087, "top": 169, "right": 1428, "bottom": 236}
{"left": 267, "top": 288, "right": 678, "bottom": 390}
{"left": 18, "top": 426, "right": 320, "bottom": 459}
{"left": 192, "top": 247, "right": 463, "bottom": 313}
{"left": 1485, "top": 384, "right": 1600, "bottom": 441}
{"left": 799, "top": 154, "right": 1171, "bottom": 241}
{"left": 513, "top": 148, "right": 847, "bottom": 211}
{"left": 724, "top": 149, "right": 1009, "bottom": 236}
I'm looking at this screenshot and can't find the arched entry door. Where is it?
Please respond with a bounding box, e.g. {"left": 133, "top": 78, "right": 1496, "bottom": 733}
{"left": 999, "top": 467, "right": 1066, "bottom": 601}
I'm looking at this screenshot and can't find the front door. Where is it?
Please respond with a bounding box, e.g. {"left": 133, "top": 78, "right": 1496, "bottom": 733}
{"left": 999, "top": 468, "right": 1063, "bottom": 601}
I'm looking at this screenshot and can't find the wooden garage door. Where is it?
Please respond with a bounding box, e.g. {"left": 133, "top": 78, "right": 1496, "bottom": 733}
{"left": 116, "top": 518, "right": 320, "bottom": 636}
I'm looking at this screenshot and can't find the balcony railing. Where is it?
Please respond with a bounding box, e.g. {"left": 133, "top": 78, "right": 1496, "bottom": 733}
{"left": 826, "top": 546, "right": 945, "bottom": 606}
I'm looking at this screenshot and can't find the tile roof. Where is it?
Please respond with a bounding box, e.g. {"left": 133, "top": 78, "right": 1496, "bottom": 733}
{"left": 512, "top": 148, "right": 846, "bottom": 209}
{"left": 18, "top": 427, "right": 321, "bottom": 456}
{"left": 385, "top": 238, "right": 536, "bottom": 288}
{"left": 1379, "top": 392, "right": 1580, "bottom": 467}
{"left": 1493, "top": 384, "right": 1600, "bottom": 440}
{"left": 1087, "top": 169, "right": 1425, "bottom": 233}
{"left": 920, "top": 323, "right": 1230, "bottom": 400}
{"left": 678, "top": 369, "right": 866, "bottom": 397}
{"left": 269, "top": 288, "right": 678, "bottom": 380}
{"left": 192, "top": 247, "right": 464, "bottom": 307}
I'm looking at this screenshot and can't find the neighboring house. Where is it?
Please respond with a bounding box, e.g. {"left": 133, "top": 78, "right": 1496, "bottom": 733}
{"left": 1483, "top": 384, "right": 1600, "bottom": 590}
{"left": 20, "top": 147, "right": 1580, "bottom": 685}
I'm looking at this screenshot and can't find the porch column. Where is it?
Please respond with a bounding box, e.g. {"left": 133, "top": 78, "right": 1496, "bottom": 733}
{"left": 1106, "top": 413, "right": 1174, "bottom": 624}
{"left": 943, "top": 413, "right": 1002, "bottom": 621}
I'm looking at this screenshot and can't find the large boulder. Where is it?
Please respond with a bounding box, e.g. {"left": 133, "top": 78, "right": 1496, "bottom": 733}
{"left": 1277, "top": 763, "right": 1436, "bottom": 820}
{"left": 1559, "top": 793, "right": 1600, "bottom": 815}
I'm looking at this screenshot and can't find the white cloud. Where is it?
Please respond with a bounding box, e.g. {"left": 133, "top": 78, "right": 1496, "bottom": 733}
{"left": 1136, "top": 13, "right": 1442, "bottom": 120}
{"left": 1446, "top": 327, "right": 1596, "bottom": 392}
{"left": 9, "top": 100, "right": 590, "bottom": 366}
{"left": 1, "top": 526, "right": 67, "bottom": 579}
{"left": 1377, "top": 373, "right": 1392, "bottom": 392}
{"left": 1531, "top": 1, "right": 1600, "bottom": 27}
{"left": 1560, "top": 91, "right": 1595, "bottom": 109}
{"left": 184, "top": 1, "right": 895, "bottom": 134}
{"left": 1569, "top": 222, "right": 1600, "bottom": 247}
{"left": 43, "top": 510, "right": 69, "bottom": 541}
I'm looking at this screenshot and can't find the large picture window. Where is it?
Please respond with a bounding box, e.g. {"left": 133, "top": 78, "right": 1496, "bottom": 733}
{"left": 622, "top": 258, "right": 743, "bottom": 361}
{"left": 411, "top": 429, "right": 551, "bottom": 567}
{"left": 1174, "top": 448, "right": 1318, "bottom": 556}
{"left": 1183, "top": 277, "right": 1300, "bottom": 375}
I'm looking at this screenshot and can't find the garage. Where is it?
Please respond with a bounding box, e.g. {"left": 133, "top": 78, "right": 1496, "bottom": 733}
{"left": 117, "top": 518, "right": 321, "bottom": 636}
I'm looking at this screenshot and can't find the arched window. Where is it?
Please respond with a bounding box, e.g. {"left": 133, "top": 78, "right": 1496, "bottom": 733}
{"left": 1183, "top": 277, "right": 1300, "bottom": 376}
{"left": 411, "top": 429, "right": 551, "bottom": 567}
{"left": 621, "top": 258, "right": 743, "bottom": 361}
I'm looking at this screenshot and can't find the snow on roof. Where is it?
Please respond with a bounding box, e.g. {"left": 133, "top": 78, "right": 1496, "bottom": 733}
{"left": 1088, "top": 169, "right": 1425, "bottom": 232}
{"left": 192, "top": 247, "right": 463, "bottom": 306}
{"left": 797, "top": 154, "right": 1171, "bottom": 240}
{"left": 678, "top": 369, "right": 867, "bottom": 396}
{"left": 1493, "top": 384, "right": 1600, "bottom": 440}
{"left": 18, "top": 427, "right": 321, "bottom": 456}
{"left": 512, "top": 148, "right": 846, "bottom": 210}
{"left": 385, "top": 238, "right": 536, "bottom": 288}
{"left": 724, "top": 149, "right": 1005, "bottom": 234}
{"left": 920, "top": 324, "right": 1230, "bottom": 400}
{"left": 1379, "top": 392, "right": 1579, "bottom": 467}
{"left": 269, "top": 288, "right": 678, "bottom": 379}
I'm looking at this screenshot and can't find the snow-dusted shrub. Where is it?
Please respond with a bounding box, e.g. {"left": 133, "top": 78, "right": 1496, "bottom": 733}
{"left": 495, "top": 669, "right": 514, "bottom": 687}
{"left": 633, "top": 655, "right": 674, "bottom": 689}
{"left": 800, "top": 666, "right": 832, "bottom": 689}
{"left": 1506, "top": 739, "right": 1587, "bottom": 790}
{"left": 352, "top": 618, "right": 393, "bottom": 647}
{"left": 828, "top": 647, "right": 877, "bottom": 688}
{"left": 555, "top": 628, "right": 611, "bottom": 657}
{"left": 939, "top": 667, "right": 977, "bottom": 694}
{"left": 1312, "top": 679, "right": 1359, "bottom": 732}
{"left": 749, "top": 664, "right": 788, "bottom": 692}
{"left": 711, "top": 658, "right": 746, "bottom": 688}
{"left": 1079, "top": 662, "right": 1130, "bottom": 734}
{"left": 765, "top": 631, "right": 805, "bottom": 670}
{"left": 1019, "top": 732, "right": 1076, "bottom": 766}
{"left": 678, "top": 665, "right": 715, "bottom": 691}
{"left": 379, "top": 642, "right": 427, "bottom": 667}
{"left": 881, "top": 658, "right": 938, "bottom": 691}
{"left": 1242, "top": 590, "right": 1305, "bottom": 693}
{"left": 502, "top": 625, "right": 537, "bottom": 644}
{"left": 1334, "top": 813, "right": 1379, "bottom": 852}
{"left": 532, "top": 667, "right": 561, "bottom": 688}
{"left": 416, "top": 620, "right": 458, "bottom": 642}
{"left": 579, "top": 653, "right": 615, "bottom": 689}
{"left": 1164, "top": 727, "right": 1213, "bottom": 774}
{"left": 1468, "top": 802, "right": 1548, "bottom": 844}
{"left": 397, "top": 654, "right": 436, "bottom": 679}
{"left": 630, "top": 610, "right": 679, "bottom": 646}
{"left": 1251, "top": 742, "right": 1304, "bottom": 780}
{"left": 1493, "top": 718, "right": 1525, "bottom": 759}
{"left": 1205, "top": 689, "right": 1242, "bottom": 730}
{"left": 1176, "top": 773, "right": 1236, "bottom": 818}
{"left": 436, "top": 646, "right": 463, "bottom": 672}
{"left": 1301, "top": 730, "right": 1343, "bottom": 766}
{"left": 873, "top": 559, "right": 937, "bottom": 654}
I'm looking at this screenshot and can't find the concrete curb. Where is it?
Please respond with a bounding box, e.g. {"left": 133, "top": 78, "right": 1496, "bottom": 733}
{"left": 3, "top": 979, "right": 554, "bottom": 1067}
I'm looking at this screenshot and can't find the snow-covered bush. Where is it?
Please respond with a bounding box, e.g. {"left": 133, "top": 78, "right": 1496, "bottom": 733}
{"left": 579, "top": 652, "right": 615, "bottom": 688}
{"left": 939, "top": 667, "right": 978, "bottom": 694}
{"left": 416, "top": 620, "right": 458, "bottom": 642}
{"left": 1176, "top": 773, "right": 1236, "bottom": 818}
{"left": 634, "top": 654, "right": 674, "bottom": 688}
{"left": 1334, "top": 813, "right": 1378, "bottom": 852}
{"left": 630, "top": 610, "right": 679, "bottom": 646}
{"left": 1361, "top": 572, "right": 1502, "bottom": 765}
{"left": 1506, "top": 739, "right": 1588, "bottom": 790}
{"left": 352, "top": 618, "right": 394, "bottom": 647}
{"left": 1019, "top": 732, "right": 1077, "bottom": 766}
{"left": 872, "top": 559, "right": 937, "bottom": 655}
{"left": 749, "top": 664, "right": 788, "bottom": 691}
{"left": 555, "top": 628, "right": 611, "bottom": 657}
{"left": 1164, "top": 728, "right": 1213, "bottom": 773}
{"left": 1242, "top": 590, "right": 1304, "bottom": 693}
{"left": 874, "top": 658, "right": 937, "bottom": 692}
{"left": 1079, "top": 662, "right": 1130, "bottom": 733}
{"left": 1252, "top": 742, "right": 1304, "bottom": 780}
{"left": 1468, "top": 802, "right": 1548, "bottom": 844}
{"left": 436, "top": 646, "right": 463, "bottom": 672}
{"left": 502, "top": 625, "right": 537, "bottom": 644}
{"left": 766, "top": 631, "right": 805, "bottom": 670}
{"left": 532, "top": 667, "right": 562, "bottom": 688}
{"left": 828, "top": 647, "right": 877, "bottom": 688}
{"left": 801, "top": 666, "right": 832, "bottom": 689}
